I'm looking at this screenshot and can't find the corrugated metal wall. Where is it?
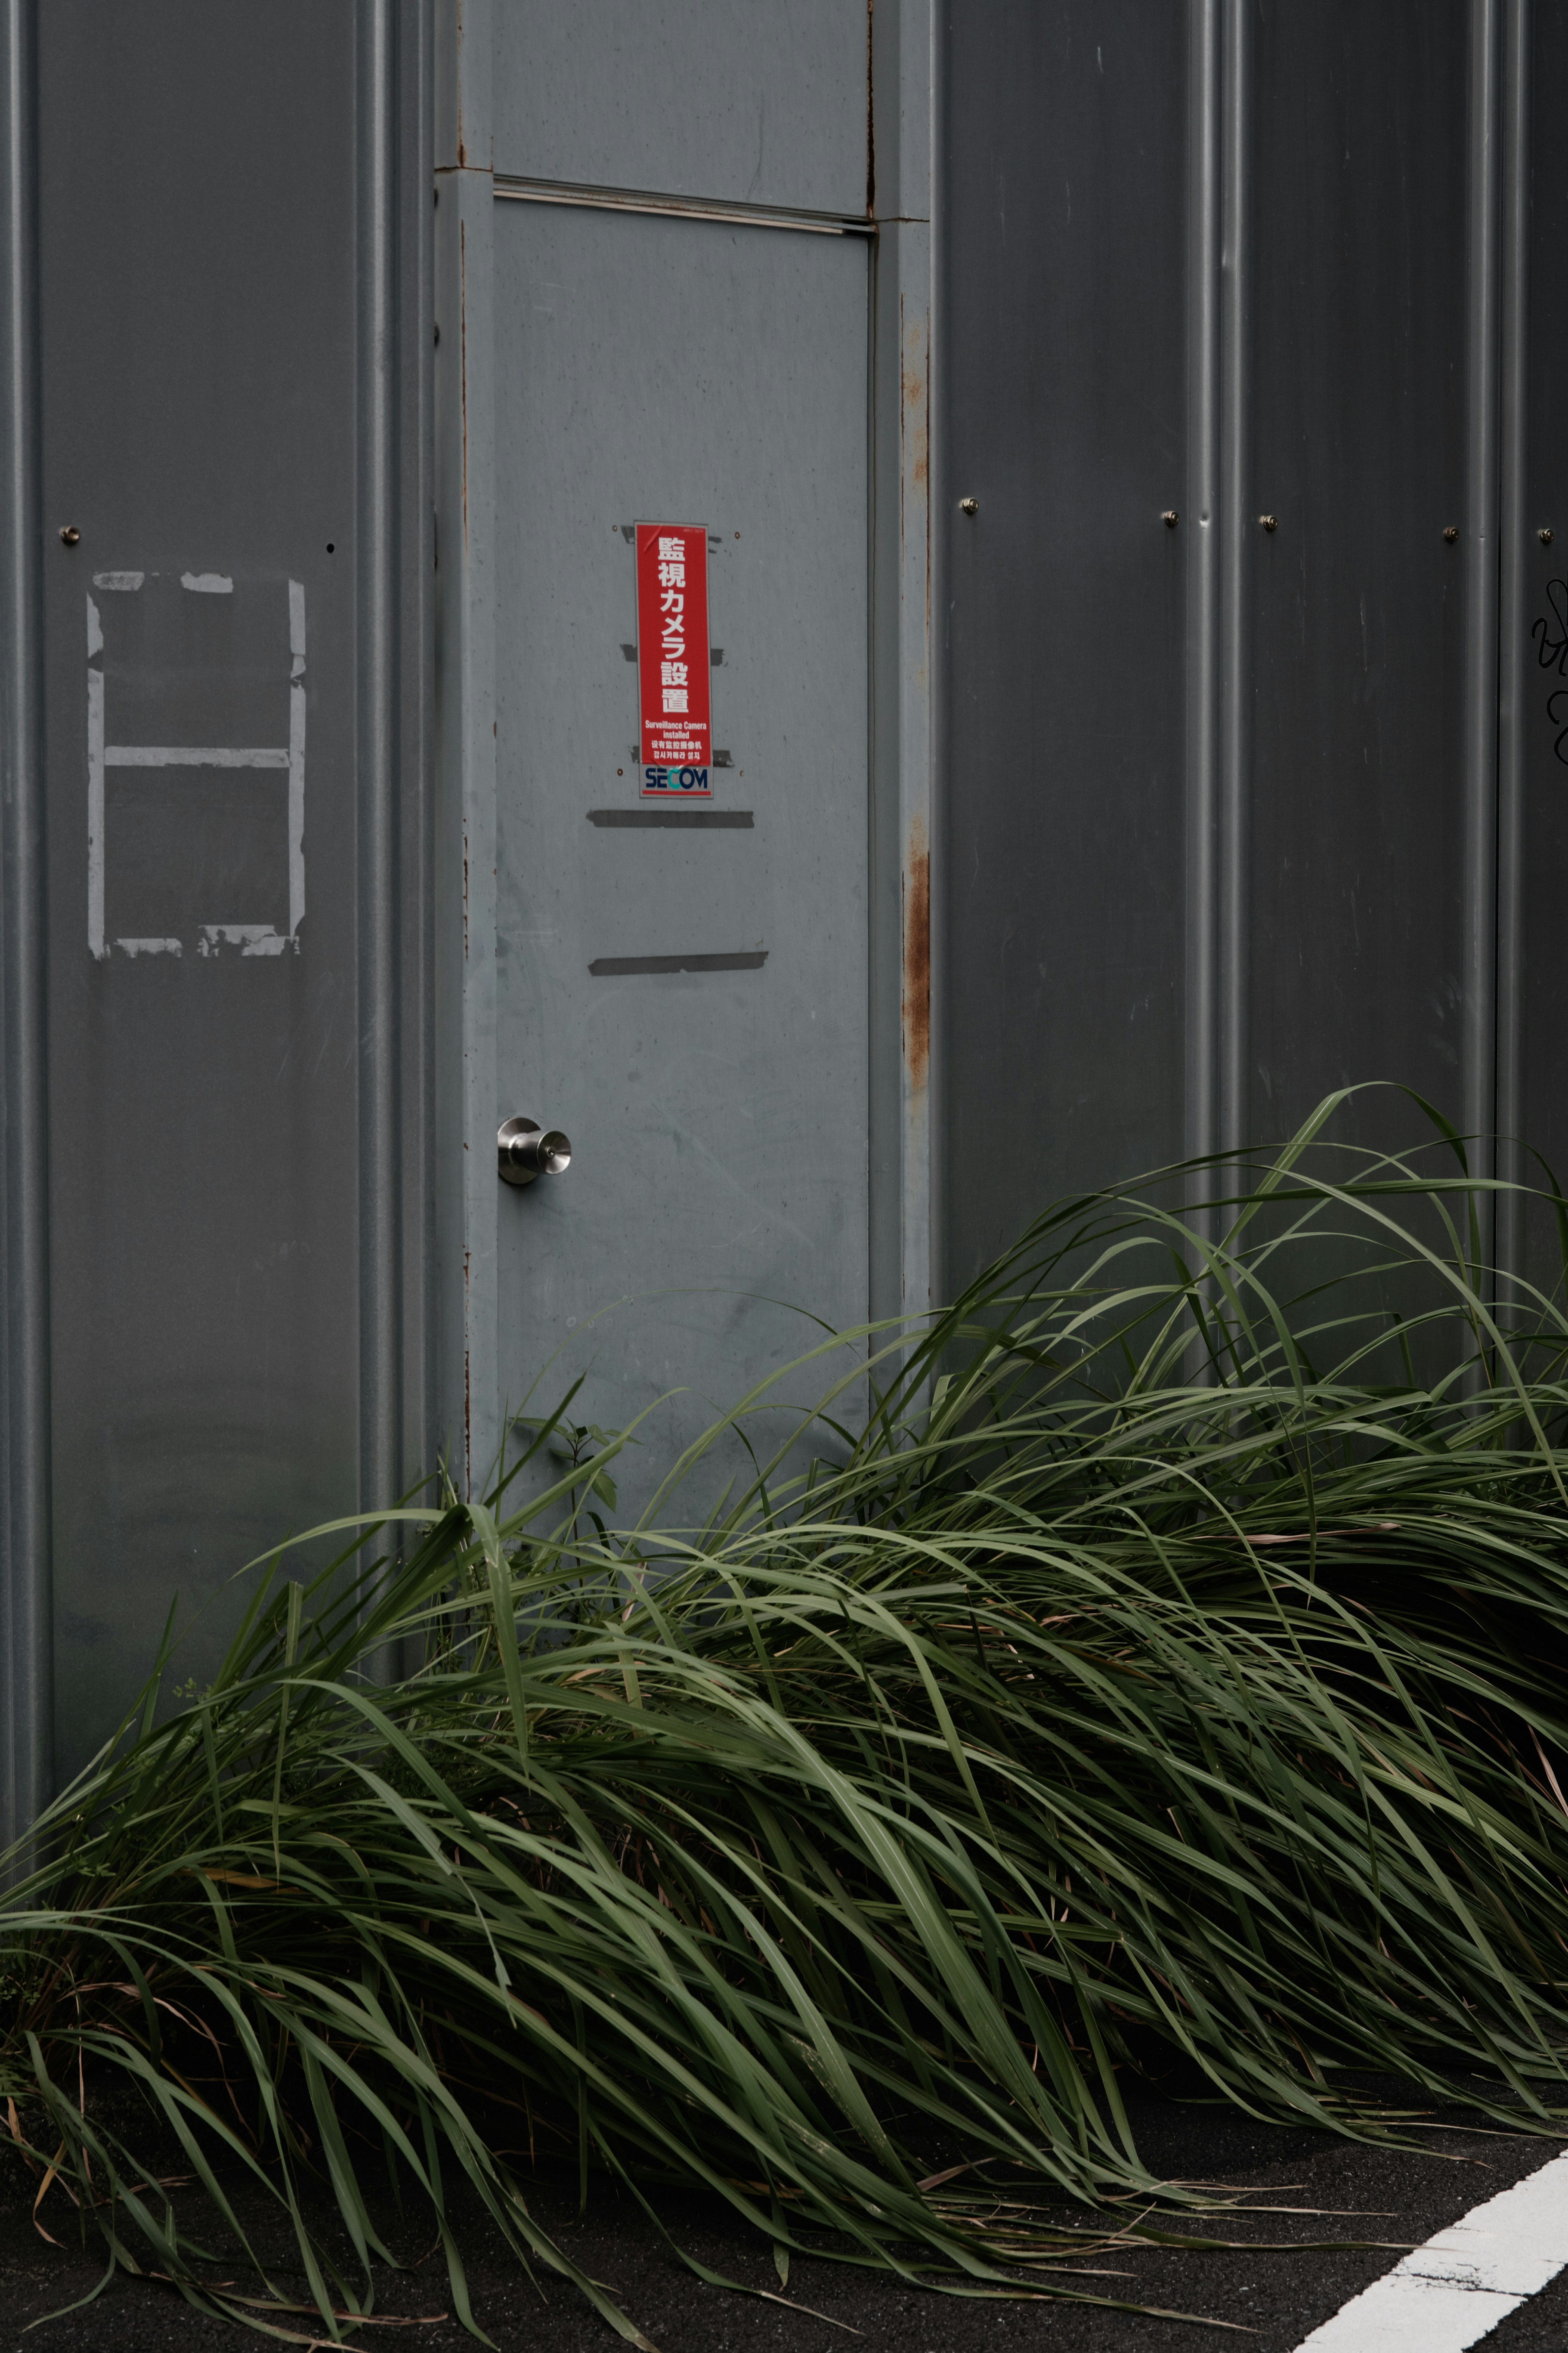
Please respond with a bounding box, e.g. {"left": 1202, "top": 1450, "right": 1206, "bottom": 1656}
{"left": 6, "top": 2, "right": 1567, "bottom": 1829}
{"left": 942, "top": 0, "right": 1568, "bottom": 1296}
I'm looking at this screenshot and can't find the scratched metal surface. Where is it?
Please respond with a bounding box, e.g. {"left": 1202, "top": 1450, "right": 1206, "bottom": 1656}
{"left": 27, "top": 2, "right": 430, "bottom": 1782}
{"left": 941, "top": 0, "right": 1558, "bottom": 1294}
{"left": 1244, "top": 0, "right": 1470, "bottom": 1157}
{"left": 941, "top": 0, "right": 1189, "bottom": 1287}
{"left": 1518, "top": 0, "right": 1568, "bottom": 1286}
{"left": 493, "top": 0, "right": 871, "bottom": 216}
{"left": 490, "top": 197, "right": 871, "bottom": 1518}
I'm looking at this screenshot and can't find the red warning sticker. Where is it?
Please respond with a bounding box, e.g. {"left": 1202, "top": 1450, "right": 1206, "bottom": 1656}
{"left": 636, "top": 522, "right": 711, "bottom": 796}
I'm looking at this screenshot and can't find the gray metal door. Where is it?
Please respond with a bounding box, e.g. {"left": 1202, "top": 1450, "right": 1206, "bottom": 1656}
{"left": 490, "top": 205, "right": 870, "bottom": 1505}
{"left": 435, "top": 1, "right": 933, "bottom": 1508}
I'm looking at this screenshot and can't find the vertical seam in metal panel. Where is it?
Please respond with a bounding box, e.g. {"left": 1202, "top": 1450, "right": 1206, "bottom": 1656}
{"left": 1464, "top": 0, "right": 1502, "bottom": 1251}
{"left": 1217, "top": 0, "right": 1250, "bottom": 1167}
{"left": 869, "top": 0, "right": 936, "bottom": 1340}
{"left": 1185, "top": 0, "right": 1221, "bottom": 1212}
{"left": 434, "top": 1, "right": 499, "bottom": 1503}
{"left": 0, "top": 0, "right": 49, "bottom": 1849}
{"left": 866, "top": 189, "right": 884, "bottom": 1327}
{"left": 358, "top": 0, "right": 401, "bottom": 1548}
{"left": 923, "top": 0, "right": 942, "bottom": 1326}
{"left": 1495, "top": 0, "right": 1529, "bottom": 1289}
{"left": 413, "top": 0, "right": 438, "bottom": 1483}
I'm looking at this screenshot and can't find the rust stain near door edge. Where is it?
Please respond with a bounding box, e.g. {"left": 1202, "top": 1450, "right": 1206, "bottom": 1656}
{"left": 902, "top": 814, "right": 931, "bottom": 1093}
{"left": 463, "top": 1246, "right": 472, "bottom": 1497}
{"left": 900, "top": 307, "right": 929, "bottom": 627}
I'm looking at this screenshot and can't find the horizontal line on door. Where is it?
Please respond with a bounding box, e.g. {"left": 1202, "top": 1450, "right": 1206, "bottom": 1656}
{"left": 104, "top": 745, "right": 290, "bottom": 768}
{"left": 494, "top": 174, "right": 873, "bottom": 237}
{"left": 588, "top": 950, "right": 768, "bottom": 976}
{"left": 587, "top": 808, "right": 753, "bottom": 830}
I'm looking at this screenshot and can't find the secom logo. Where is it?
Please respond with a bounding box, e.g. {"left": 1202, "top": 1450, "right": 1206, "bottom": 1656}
{"left": 642, "top": 765, "right": 710, "bottom": 795}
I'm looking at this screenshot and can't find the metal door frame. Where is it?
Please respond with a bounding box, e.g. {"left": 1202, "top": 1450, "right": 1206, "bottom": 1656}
{"left": 870, "top": 0, "right": 942, "bottom": 1346}
{"left": 433, "top": 1, "right": 940, "bottom": 1497}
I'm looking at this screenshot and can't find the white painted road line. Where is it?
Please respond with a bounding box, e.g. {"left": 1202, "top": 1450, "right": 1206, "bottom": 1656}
{"left": 1292, "top": 2148, "right": 1568, "bottom": 2351}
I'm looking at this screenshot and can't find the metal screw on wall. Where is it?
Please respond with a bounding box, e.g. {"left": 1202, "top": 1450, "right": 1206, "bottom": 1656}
{"left": 1443, "top": 526, "right": 1459, "bottom": 543}
{"left": 1541, "top": 528, "right": 1555, "bottom": 545}
{"left": 1162, "top": 510, "right": 1179, "bottom": 527}
{"left": 959, "top": 497, "right": 978, "bottom": 515}
{"left": 1258, "top": 514, "right": 1278, "bottom": 533}
{"left": 59, "top": 526, "right": 79, "bottom": 545}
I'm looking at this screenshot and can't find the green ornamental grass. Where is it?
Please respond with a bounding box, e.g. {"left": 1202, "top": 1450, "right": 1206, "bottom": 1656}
{"left": 6, "top": 1086, "right": 1568, "bottom": 2343}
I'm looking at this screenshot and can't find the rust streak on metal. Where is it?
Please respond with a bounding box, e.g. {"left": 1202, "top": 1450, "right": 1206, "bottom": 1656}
{"left": 906, "top": 349, "right": 927, "bottom": 488}
{"left": 455, "top": 0, "right": 469, "bottom": 168}
{"left": 902, "top": 311, "right": 930, "bottom": 632}
{"left": 898, "top": 292, "right": 906, "bottom": 562}
{"left": 463, "top": 1249, "right": 472, "bottom": 1497}
{"left": 902, "top": 814, "right": 931, "bottom": 1093}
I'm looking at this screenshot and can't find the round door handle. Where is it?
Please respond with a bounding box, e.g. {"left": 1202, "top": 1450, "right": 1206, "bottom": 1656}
{"left": 497, "top": 1116, "right": 571, "bottom": 1186}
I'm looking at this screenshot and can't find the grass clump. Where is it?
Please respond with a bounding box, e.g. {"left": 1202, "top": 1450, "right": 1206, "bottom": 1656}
{"left": 7, "top": 1086, "right": 1568, "bottom": 2342}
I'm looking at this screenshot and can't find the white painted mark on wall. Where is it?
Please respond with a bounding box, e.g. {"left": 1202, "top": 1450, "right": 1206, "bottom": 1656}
{"left": 288, "top": 578, "right": 306, "bottom": 943}
{"left": 86, "top": 597, "right": 104, "bottom": 960}
{"left": 198, "top": 924, "right": 290, "bottom": 958}
{"left": 1291, "top": 2148, "right": 1568, "bottom": 2353}
{"left": 87, "top": 577, "right": 306, "bottom": 962}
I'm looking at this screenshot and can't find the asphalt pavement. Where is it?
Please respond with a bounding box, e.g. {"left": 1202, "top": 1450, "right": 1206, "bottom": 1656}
{"left": 4, "top": 2089, "right": 1567, "bottom": 2352}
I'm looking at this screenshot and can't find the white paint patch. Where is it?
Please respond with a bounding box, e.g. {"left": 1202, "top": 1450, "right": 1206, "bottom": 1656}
{"left": 104, "top": 744, "right": 288, "bottom": 768}
{"left": 287, "top": 580, "right": 305, "bottom": 942}
{"left": 87, "top": 573, "right": 304, "bottom": 964}
{"left": 198, "top": 923, "right": 291, "bottom": 957}
{"left": 86, "top": 600, "right": 104, "bottom": 961}
{"left": 1293, "top": 2149, "right": 1568, "bottom": 2352}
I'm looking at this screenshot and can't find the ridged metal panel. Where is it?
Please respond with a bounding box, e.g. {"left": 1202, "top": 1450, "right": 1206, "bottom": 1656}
{"left": 942, "top": 0, "right": 1190, "bottom": 1285}
{"left": 0, "top": 0, "right": 431, "bottom": 1803}
{"left": 0, "top": 0, "right": 48, "bottom": 1850}
{"left": 942, "top": 0, "right": 1561, "bottom": 1289}
{"left": 1243, "top": 0, "right": 1470, "bottom": 1156}
{"left": 1515, "top": 0, "right": 1568, "bottom": 1280}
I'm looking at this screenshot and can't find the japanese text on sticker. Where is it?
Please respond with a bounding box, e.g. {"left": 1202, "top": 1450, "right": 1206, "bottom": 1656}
{"left": 635, "top": 521, "right": 713, "bottom": 798}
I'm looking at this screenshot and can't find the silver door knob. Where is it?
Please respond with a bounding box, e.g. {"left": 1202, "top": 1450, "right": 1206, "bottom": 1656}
{"left": 497, "top": 1116, "right": 571, "bottom": 1186}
